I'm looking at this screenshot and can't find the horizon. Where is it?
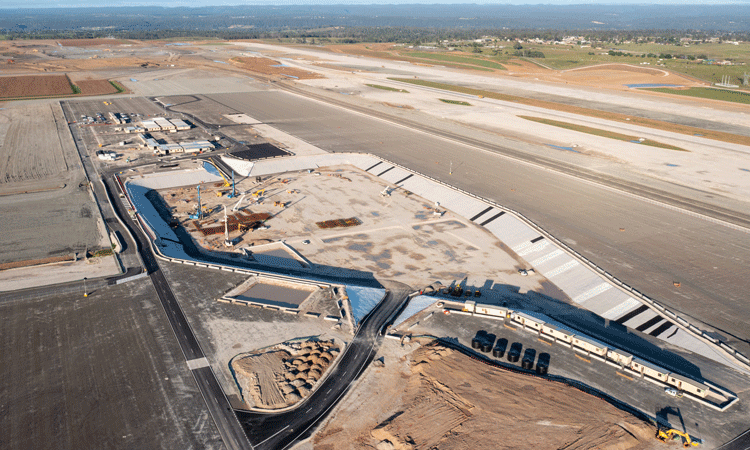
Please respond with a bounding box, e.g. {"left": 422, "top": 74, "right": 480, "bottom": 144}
{"left": 3, "top": 0, "right": 750, "bottom": 8}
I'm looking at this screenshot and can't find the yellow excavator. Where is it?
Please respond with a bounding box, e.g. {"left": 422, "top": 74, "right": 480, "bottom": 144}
{"left": 656, "top": 427, "right": 700, "bottom": 447}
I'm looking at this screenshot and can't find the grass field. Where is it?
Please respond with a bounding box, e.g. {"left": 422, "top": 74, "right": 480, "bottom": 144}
{"left": 643, "top": 87, "right": 750, "bottom": 104}
{"left": 366, "top": 84, "right": 409, "bottom": 93}
{"left": 405, "top": 51, "right": 507, "bottom": 70}
{"left": 390, "top": 78, "right": 750, "bottom": 146}
{"left": 110, "top": 80, "right": 125, "bottom": 93}
{"left": 519, "top": 116, "right": 687, "bottom": 151}
{"left": 439, "top": 98, "right": 472, "bottom": 106}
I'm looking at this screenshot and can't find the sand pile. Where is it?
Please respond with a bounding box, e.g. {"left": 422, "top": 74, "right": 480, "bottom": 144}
{"left": 231, "top": 339, "right": 340, "bottom": 409}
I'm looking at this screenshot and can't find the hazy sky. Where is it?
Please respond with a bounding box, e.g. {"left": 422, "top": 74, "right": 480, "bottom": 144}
{"left": 3, "top": 0, "right": 749, "bottom": 7}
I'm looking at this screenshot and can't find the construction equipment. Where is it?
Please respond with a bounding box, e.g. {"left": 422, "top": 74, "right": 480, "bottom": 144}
{"left": 232, "top": 194, "right": 247, "bottom": 211}
{"left": 208, "top": 158, "right": 231, "bottom": 187}
{"left": 188, "top": 185, "right": 203, "bottom": 220}
{"left": 656, "top": 427, "right": 700, "bottom": 447}
{"left": 274, "top": 201, "right": 286, "bottom": 208}
{"left": 227, "top": 170, "right": 236, "bottom": 198}
{"left": 222, "top": 205, "right": 233, "bottom": 247}
{"left": 252, "top": 189, "right": 266, "bottom": 198}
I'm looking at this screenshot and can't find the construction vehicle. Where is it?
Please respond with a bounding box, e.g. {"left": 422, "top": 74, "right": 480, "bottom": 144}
{"left": 252, "top": 189, "right": 266, "bottom": 198}
{"left": 656, "top": 427, "right": 700, "bottom": 447}
{"left": 274, "top": 201, "right": 286, "bottom": 208}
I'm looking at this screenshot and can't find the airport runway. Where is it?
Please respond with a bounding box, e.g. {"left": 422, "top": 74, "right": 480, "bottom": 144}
{"left": 201, "top": 87, "right": 750, "bottom": 353}
{"left": 236, "top": 285, "right": 412, "bottom": 450}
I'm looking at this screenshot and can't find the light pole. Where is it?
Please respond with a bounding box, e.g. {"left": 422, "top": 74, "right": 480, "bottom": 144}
{"left": 83, "top": 277, "right": 88, "bottom": 297}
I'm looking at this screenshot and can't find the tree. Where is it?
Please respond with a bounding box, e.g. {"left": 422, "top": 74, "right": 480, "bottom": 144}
{"left": 513, "top": 41, "right": 523, "bottom": 50}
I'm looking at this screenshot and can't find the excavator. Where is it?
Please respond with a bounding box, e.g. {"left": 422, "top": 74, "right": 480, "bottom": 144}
{"left": 656, "top": 427, "right": 700, "bottom": 447}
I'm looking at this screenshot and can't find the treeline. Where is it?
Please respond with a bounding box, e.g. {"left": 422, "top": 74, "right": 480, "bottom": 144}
{"left": 2, "top": 4, "right": 750, "bottom": 37}
{"left": 4, "top": 27, "right": 750, "bottom": 46}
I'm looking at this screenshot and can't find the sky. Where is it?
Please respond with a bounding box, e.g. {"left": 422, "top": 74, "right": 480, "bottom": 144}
{"left": 2, "top": 0, "right": 749, "bottom": 7}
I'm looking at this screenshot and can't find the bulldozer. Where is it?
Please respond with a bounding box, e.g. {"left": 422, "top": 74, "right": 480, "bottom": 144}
{"left": 656, "top": 427, "right": 700, "bottom": 447}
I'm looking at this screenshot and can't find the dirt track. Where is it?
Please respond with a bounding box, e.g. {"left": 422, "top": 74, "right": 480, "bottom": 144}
{"left": 315, "top": 342, "right": 660, "bottom": 450}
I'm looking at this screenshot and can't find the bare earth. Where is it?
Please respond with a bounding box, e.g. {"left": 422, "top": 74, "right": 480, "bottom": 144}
{"left": 231, "top": 339, "right": 341, "bottom": 409}
{"left": 0, "top": 74, "right": 72, "bottom": 98}
{"left": 314, "top": 342, "right": 660, "bottom": 450}
{"left": 74, "top": 79, "right": 118, "bottom": 95}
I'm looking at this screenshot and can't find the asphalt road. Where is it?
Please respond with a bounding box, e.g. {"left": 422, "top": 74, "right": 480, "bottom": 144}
{"left": 104, "top": 174, "right": 253, "bottom": 450}
{"left": 200, "top": 85, "right": 750, "bottom": 354}
{"left": 718, "top": 429, "right": 750, "bottom": 450}
{"left": 236, "top": 285, "right": 412, "bottom": 450}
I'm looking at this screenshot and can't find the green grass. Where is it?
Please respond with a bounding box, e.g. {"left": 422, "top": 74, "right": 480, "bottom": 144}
{"left": 405, "top": 51, "right": 507, "bottom": 70}
{"left": 519, "top": 116, "right": 687, "bottom": 151}
{"left": 439, "top": 98, "right": 472, "bottom": 106}
{"left": 642, "top": 87, "right": 750, "bottom": 104}
{"left": 109, "top": 80, "right": 125, "bottom": 93}
{"left": 67, "top": 75, "right": 81, "bottom": 95}
{"left": 365, "top": 84, "right": 408, "bottom": 93}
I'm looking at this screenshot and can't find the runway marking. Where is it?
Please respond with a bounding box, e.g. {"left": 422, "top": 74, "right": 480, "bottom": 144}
{"left": 480, "top": 211, "right": 505, "bottom": 226}
{"left": 545, "top": 260, "right": 579, "bottom": 277}
{"left": 394, "top": 173, "right": 413, "bottom": 185}
{"left": 186, "top": 357, "right": 210, "bottom": 370}
{"left": 650, "top": 321, "right": 676, "bottom": 337}
{"left": 517, "top": 240, "right": 550, "bottom": 256}
{"left": 574, "top": 283, "right": 612, "bottom": 304}
{"left": 615, "top": 305, "right": 650, "bottom": 324}
{"left": 365, "top": 161, "right": 382, "bottom": 172}
{"left": 377, "top": 166, "right": 395, "bottom": 177}
{"left": 636, "top": 316, "right": 665, "bottom": 332}
{"left": 601, "top": 297, "right": 640, "bottom": 320}
{"left": 470, "top": 206, "right": 493, "bottom": 222}
{"left": 530, "top": 249, "right": 564, "bottom": 267}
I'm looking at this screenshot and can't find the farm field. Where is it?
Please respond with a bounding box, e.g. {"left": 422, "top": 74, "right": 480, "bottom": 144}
{"left": 0, "top": 74, "right": 73, "bottom": 99}
{"left": 74, "top": 79, "right": 119, "bottom": 95}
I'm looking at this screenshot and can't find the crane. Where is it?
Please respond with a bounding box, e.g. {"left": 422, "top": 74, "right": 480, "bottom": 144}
{"left": 222, "top": 205, "right": 233, "bottom": 247}
{"left": 232, "top": 193, "right": 247, "bottom": 211}
{"left": 208, "top": 158, "right": 231, "bottom": 187}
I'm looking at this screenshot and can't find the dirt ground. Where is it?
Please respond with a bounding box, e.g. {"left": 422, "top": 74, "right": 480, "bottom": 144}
{"left": 74, "top": 79, "right": 118, "bottom": 95}
{"left": 57, "top": 38, "right": 135, "bottom": 47}
{"left": 231, "top": 339, "right": 341, "bottom": 409}
{"left": 313, "top": 341, "right": 661, "bottom": 450}
{"left": 0, "top": 74, "right": 73, "bottom": 98}
{"left": 229, "top": 56, "right": 324, "bottom": 80}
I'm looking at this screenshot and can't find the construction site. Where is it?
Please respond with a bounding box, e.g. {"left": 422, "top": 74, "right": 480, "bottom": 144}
{"left": 2, "top": 35, "right": 750, "bottom": 450}
{"left": 145, "top": 162, "right": 552, "bottom": 292}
